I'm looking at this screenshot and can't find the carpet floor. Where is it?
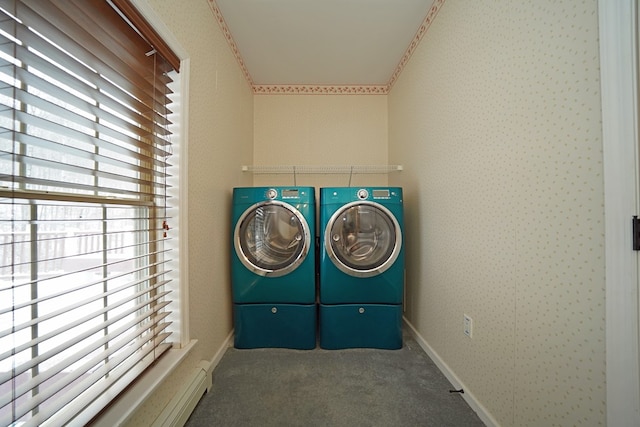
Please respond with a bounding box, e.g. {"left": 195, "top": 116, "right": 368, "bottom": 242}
{"left": 185, "top": 331, "right": 485, "bottom": 426}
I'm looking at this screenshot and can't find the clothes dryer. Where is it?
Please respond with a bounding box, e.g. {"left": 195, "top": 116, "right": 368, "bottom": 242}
{"left": 231, "top": 186, "right": 316, "bottom": 349}
{"left": 319, "top": 187, "right": 404, "bottom": 303}
{"left": 319, "top": 187, "right": 404, "bottom": 349}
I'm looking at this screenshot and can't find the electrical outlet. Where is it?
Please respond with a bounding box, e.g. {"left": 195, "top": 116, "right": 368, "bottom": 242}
{"left": 463, "top": 314, "right": 473, "bottom": 338}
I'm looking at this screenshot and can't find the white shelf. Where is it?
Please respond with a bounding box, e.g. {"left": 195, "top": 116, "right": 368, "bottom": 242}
{"left": 241, "top": 165, "right": 403, "bottom": 174}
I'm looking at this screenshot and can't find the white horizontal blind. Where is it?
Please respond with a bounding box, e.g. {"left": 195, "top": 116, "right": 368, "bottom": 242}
{"left": 0, "top": 0, "right": 177, "bottom": 425}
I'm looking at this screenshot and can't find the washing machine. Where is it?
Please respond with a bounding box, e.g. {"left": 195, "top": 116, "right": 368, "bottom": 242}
{"left": 231, "top": 186, "right": 316, "bottom": 349}
{"left": 319, "top": 187, "right": 404, "bottom": 349}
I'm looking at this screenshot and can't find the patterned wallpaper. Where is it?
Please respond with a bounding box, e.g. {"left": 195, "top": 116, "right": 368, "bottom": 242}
{"left": 389, "top": 0, "right": 605, "bottom": 425}
{"left": 252, "top": 95, "right": 389, "bottom": 190}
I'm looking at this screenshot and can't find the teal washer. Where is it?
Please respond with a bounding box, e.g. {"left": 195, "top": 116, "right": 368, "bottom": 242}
{"left": 231, "top": 187, "right": 317, "bottom": 349}
{"left": 232, "top": 187, "right": 316, "bottom": 304}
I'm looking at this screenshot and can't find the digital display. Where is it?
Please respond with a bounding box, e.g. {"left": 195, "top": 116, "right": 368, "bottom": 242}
{"left": 282, "top": 189, "right": 299, "bottom": 198}
{"left": 372, "top": 189, "right": 390, "bottom": 198}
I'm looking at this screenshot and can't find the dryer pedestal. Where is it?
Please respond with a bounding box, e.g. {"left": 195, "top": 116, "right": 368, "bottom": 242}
{"left": 319, "top": 303, "right": 402, "bottom": 350}
{"left": 234, "top": 303, "right": 317, "bottom": 349}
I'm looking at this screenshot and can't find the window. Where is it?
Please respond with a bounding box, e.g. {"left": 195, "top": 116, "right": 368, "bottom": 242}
{"left": 0, "top": 1, "right": 181, "bottom": 425}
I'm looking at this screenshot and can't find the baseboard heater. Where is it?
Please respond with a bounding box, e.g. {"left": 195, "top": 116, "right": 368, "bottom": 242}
{"left": 151, "top": 360, "right": 212, "bottom": 427}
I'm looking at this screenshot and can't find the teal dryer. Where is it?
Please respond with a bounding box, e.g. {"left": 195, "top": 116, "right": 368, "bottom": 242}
{"left": 231, "top": 187, "right": 316, "bottom": 349}
{"left": 319, "top": 187, "right": 404, "bottom": 350}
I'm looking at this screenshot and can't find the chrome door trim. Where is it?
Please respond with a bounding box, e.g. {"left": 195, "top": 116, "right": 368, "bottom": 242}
{"left": 234, "top": 200, "right": 311, "bottom": 277}
{"left": 324, "top": 201, "right": 402, "bottom": 278}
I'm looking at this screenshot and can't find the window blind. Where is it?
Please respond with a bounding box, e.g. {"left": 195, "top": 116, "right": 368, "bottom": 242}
{"left": 0, "top": 1, "right": 178, "bottom": 425}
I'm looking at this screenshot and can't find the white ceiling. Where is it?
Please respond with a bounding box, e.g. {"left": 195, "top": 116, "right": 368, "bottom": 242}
{"left": 213, "top": 0, "right": 435, "bottom": 89}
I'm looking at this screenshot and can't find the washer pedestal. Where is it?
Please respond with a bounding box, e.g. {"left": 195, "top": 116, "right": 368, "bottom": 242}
{"left": 319, "top": 303, "right": 402, "bottom": 350}
{"left": 234, "top": 303, "right": 317, "bottom": 349}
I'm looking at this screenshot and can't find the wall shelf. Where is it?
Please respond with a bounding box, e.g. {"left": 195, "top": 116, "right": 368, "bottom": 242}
{"left": 241, "top": 165, "right": 403, "bottom": 174}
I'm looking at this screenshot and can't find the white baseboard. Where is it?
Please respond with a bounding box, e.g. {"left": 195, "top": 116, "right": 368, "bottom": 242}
{"left": 209, "top": 328, "right": 234, "bottom": 376}
{"left": 403, "top": 318, "right": 500, "bottom": 427}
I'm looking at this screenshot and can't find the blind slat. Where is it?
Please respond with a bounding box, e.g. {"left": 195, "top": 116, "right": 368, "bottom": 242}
{"left": 0, "top": 298, "right": 171, "bottom": 400}
{"left": 60, "top": 0, "right": 172, "bottom": 83}
{"left": 41, "top": 341, "right": 173, "bottom": 427}
{"left": 3, "top": 234, "right": 172, "bottom": 268}
{"left": 0, "top": 31, "right": 171, "bottom": 132}
{"left": 0, "top": 130, "right": 170, "bottom": 176}
{"left": 27, "top": 332, "right": 173, "bottom": 426}
{"left": 0, "top": 104, "right": 171, "bottom": 166}
{"left": 3, "top": 310, "right": 172, "bottom": 423}
{"left": 0, "top": 17, "right": 173, "bottom": 129}
{"left": 0, "top": 175, "right": 167, "bottom": 202}
{"left": 0, "top": 262, "right": 172, "bottom": 315}
{"left": 0, "top": 277, "right": 170, "bottom": 341}
{"left": 0, "top": 188, "right": 161, "bottom": 206}
{"left": 0, "top": 72, "right": 173, "bottom": 156}
{"left": 1, "top": 251, "right": 172, "bottom": 293}
{"left": 14, "top": 0, "right": 173, "bottom": 115}
{"left": 0, "top": 304, "right": 171, "bottom": 410}
{"left": 1, "top": 150, "right": 165, "bottom": 190}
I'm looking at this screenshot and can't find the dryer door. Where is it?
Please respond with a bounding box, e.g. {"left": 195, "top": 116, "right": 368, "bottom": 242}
{"left": 235, "top": 200, "right": 311, "bottom": 277}
{"left": 325, "top": 201, "right": 402, "bottom": 278}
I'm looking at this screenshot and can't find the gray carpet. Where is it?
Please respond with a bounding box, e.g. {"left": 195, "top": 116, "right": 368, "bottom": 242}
{"left": 185, "top": 332, "right": 485, "bottom": 426}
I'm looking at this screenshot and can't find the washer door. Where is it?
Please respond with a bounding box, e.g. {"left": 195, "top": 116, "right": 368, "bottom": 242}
{"left": 235, "top": 200, "right": 311, "bottom": 277}
{"left": 325, "top": 201, "right": 402, "bottom": 278}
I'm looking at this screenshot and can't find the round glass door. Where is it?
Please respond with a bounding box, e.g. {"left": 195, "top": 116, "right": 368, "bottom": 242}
{"left": 235, "top": 201, "right": 310, "bottom": 277}
{"left": 325, "top": 201, "right": 402, "bottom": 277}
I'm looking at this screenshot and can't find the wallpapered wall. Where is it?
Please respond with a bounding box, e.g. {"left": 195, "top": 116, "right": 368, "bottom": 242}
{"left": 123, "top": 0, "right": 254, "bottom": 425}
{"left": 388, "top": 0, "right": 605, "bottom": 425}
{"left": 252, "top": 95, "right": 389, "bottom": 191}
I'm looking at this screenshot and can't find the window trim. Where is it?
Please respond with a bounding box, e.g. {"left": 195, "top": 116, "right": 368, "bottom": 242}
{"left": 599, "top": 0, "right": 640, "bottom": 425}
{"left": 123, "top": 0, "right": 190, "bottom": 349}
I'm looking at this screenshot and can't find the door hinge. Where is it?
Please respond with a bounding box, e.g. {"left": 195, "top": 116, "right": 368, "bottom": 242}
{"left": 634, "top": 216, "right": 640, "bottom": 251}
